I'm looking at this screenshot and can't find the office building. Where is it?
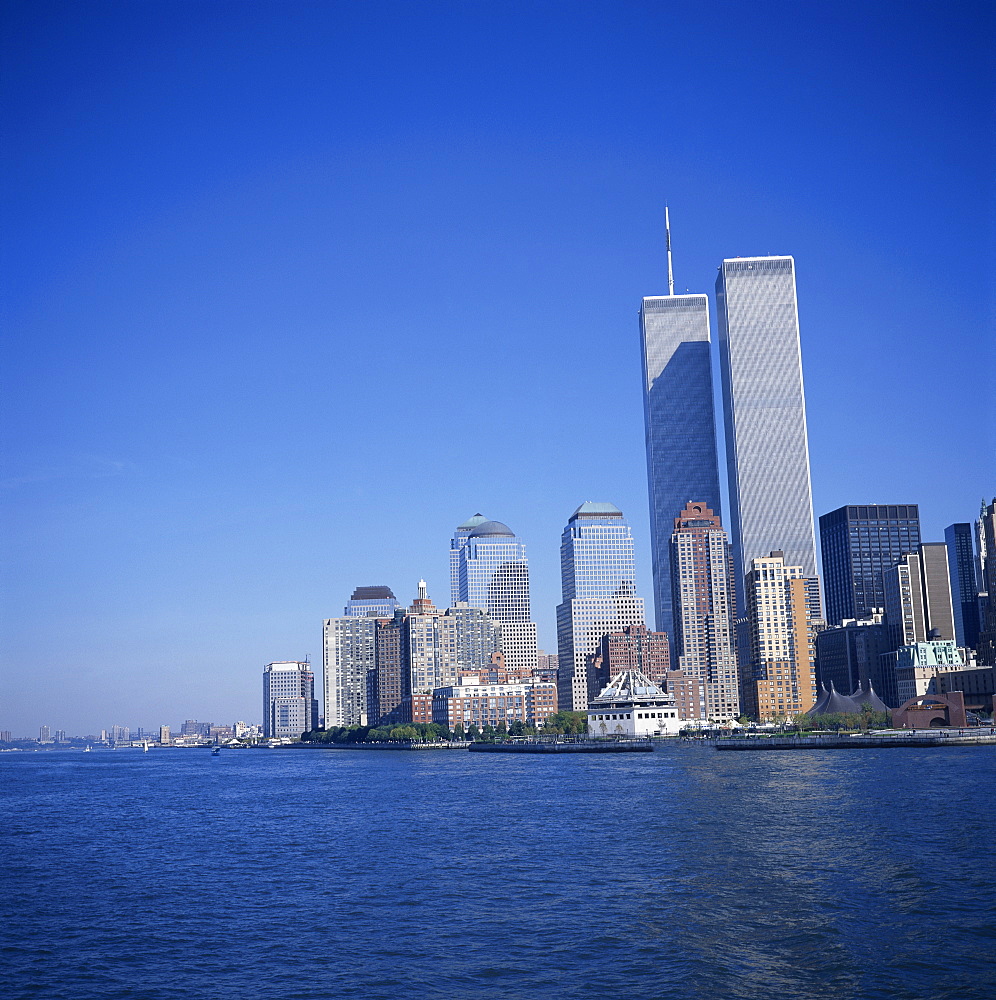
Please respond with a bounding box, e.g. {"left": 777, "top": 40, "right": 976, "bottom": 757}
{"left": 716, "top": 256, "right": 817, "bottom": 607}
{"left": 741, "top": 551, "right": 822, "bottom": 720}
{"left": 819, "top": 504, "right": 922, "bottom": 625}
{"left": 180, "top": 720, "right": 211, "bottom": 737}
{"left": 450, "top": 514, "right": 488, "bottom": 607}
{"left": 556, "top": 503, "right": 645, "bottom": 712}
{"left": 978, "top": 499, "right": 996, "bottom": 665}
{"left": 263, "top": 661, "right": 318, "bottom": 739}
{"left": 945, "top": 523, "right": 981, "bottom": 650}
{"left": 454, "top": 518, "right": 538, "bottom": 673}
{"left": 814, "top": 611, "right": 894, "bottom": 705}
{"left": 883, "top": 544, "right": 956, "bottom": 649}
{"left": 343, "top": 585, "right": 400, "bottom": 619}
{"left": 159, "top": 725, "right": 170, "bottom": 744}
{"left": 669, "top": 502, "right": 740, "bottom": 721}
{"left": 640, "top": 284, "right": 722, "bottom": 640}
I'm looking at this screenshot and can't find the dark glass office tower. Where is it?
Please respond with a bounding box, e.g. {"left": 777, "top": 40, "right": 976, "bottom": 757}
{"left": 819, "top": 504, "right": 921, "bottom": 625}
{"left": 640, "top": 295, "right": 722, "bottom": 640}
{"left": 945, "top": 522, "right": 981, "bottom": 649}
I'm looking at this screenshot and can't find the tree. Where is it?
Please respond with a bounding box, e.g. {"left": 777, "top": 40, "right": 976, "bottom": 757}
{"left": 453, "top": 722, "right": 465, "bottom": 740}
{"left": 467, "top": 723, "right": 481, "bottom": 741}
{"left": 482, "top": 724, "right": 496, "bottom": 742}
{"left": 389, "top": 725, "right": 418, "bottom": 739}
{"left": 508, "top": 720, "right": 526, "bottom": 737}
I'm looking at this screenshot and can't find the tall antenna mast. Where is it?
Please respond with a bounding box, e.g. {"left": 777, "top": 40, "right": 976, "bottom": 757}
{"left": 665, "top": 205, "right": 675, "bottom": 296}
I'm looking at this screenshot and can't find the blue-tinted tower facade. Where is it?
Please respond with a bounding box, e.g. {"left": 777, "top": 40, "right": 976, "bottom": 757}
{"left": 819, "top": 504, "right": 922, "bottom": 626}
{"left": 945, "top": 522, "right": 981, "bottom": 649}
{"left": 640, "top": 294, "right": 722, "bottom": 640}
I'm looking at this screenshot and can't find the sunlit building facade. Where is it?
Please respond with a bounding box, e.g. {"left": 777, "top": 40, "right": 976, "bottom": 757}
{"left": 556, "top": 502, "right": 645, "bottom": 712}
{"left": 669, "top": 502, "right": 740, "bottom": 721}
{"left": 454, "top": 518, "right": 538, "bottom": 673}
{"left": 716, "top": 257, "right": 818, "bottom": 607}
{"left": 640, "top": 293, "right": 722, "bottom": 639}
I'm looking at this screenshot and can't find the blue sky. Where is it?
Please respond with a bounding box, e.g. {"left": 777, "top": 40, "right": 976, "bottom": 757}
{"left": 2, "top": 1, "right": 993, "bottom": 735}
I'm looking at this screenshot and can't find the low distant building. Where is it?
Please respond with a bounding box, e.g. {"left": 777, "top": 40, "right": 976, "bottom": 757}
{"left": 934, "top": 666, "right": 996, "bottom": 716}
{"left": 0, "top": 731, "right": 12, "bottom": 742}
{"left": 209, "top": 726, "right": 234, "bottom": 743}
{"left": 663, "top": 669, "right": 707, "bottom": 721}
{"left": 586, "top": 669, "right": 683, "bottom": 737}
{"left": 884, "top": 639, "right": 972, "bottom": 704}
{"left": 432, "top": 678, "right": 557, "bottom": 730}
{"left": 263, "top": 661, "right": 319, "bottom": 739}
{"left": 180, "top": 720, "right": 212, "bottom": 737}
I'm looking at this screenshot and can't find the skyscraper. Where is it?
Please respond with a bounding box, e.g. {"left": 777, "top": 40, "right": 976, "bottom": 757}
{"left": 882, "top": 544, "right": 956, "bottom": 649}
{"left": 819, "top": 504, "right": 922, "bottom": 625}
{"left": 640, "top": 219, "right": 722, "bottom": 639}
{"left": 556, "top": 502, "right": 645, "bottom": 712}
{"left": 324, "top": 585, "right": 400, "bottom": 728}
{"left": 716, "top": 256, "right": 817, "bottom": 606}
{"left": 945, "top": 522, "right": 982, "bottom": 650}
{"left": 263, "top": 661, "right": 318, "bottom": 739}
{"left": 454, "top": 518, "right": 538, "bottom": 673}
{"left": 343, "top": 585, "right": 400, "bottom": 618}
{"left": 450, "top": 514, "right": 488, "bottom": 607}
{"left": 669, "top": 502, "right": 739, "bottom": 721}
{"left": 741, "top": 552, "right": 821, "bottom": 720}
{"left": 977, "top": 499, "right": 996, "bottom": 665}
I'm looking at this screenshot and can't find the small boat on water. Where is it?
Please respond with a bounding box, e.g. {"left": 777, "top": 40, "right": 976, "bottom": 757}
{"left": 83, "top": 746, "right": 92, "bottom": 752}
{"left": 211, "top": 747, "right": 221, "bottom": 756}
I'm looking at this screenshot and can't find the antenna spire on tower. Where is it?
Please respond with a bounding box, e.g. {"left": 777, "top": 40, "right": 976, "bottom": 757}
{"left": 665, "top": 205, "right": 675, "bottom": 296}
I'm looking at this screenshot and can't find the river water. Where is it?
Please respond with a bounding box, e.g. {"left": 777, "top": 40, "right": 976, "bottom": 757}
{"left": 3, "top": 744, "right": 994, "bottom": 999}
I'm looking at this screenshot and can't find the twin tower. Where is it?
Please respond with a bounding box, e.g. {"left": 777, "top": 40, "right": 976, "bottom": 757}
{"left": 641, "top": 249, "right": 818, "bottom": 641}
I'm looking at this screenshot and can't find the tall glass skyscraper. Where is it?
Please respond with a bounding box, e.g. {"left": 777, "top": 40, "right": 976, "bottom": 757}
{"left": 556, "top": 502, "right": 645, "bottom": 712}
{"left": 640, "top": 294, "right": 722, "bottom": 639}
{"left": 945, "top": 522, "right": 982, "bottom": 649}
{"left": 716, "top": 256, "right": 817, "bottom": 607}
{"left": 454, "top": 518, "right": 537, "bottom": 672}
{"left": 819, "top": 504, "right": 921, "bottom": 626}
{"left": 449, "top": 513, "right": 487, "bottom": 607}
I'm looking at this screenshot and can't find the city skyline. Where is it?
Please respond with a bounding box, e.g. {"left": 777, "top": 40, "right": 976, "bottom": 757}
{"left": 2, "top": 3, "right": 991, "bottom": 734}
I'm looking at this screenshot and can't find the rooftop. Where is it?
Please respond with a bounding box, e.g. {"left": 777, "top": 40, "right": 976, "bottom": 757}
{"left": 468, "top": 520, "right": 515, "bottom": 538}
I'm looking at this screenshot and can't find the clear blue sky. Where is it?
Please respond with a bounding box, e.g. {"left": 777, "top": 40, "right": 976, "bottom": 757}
{"left": 2, "top": 1, "right": 993, "bottom": 736}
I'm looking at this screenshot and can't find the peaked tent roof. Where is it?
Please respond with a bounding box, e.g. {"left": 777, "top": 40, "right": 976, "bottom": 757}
{"left": 592, "top": 668, "right": 667, "bottom": 704}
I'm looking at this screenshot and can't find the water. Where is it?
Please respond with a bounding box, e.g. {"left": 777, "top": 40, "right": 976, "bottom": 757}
{"left": 2, "top": 744, "right": 994, "bottom": 1000}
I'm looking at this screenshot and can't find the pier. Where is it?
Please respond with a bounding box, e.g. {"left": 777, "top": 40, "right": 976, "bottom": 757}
{"left": 469, "top": 738, "right": 653, "bottom": 754}
{"left": 714, "top": 730, "right": 996, "bottom": 750}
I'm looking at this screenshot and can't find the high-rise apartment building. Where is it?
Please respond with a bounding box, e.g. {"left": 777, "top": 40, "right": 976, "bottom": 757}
{"left": 945, "top": 523, "right": 982, "bottom": 650}
{"left": 262, "top": 661, "right": 318, "bottom": 739}
{"left": 454, "top": 518, "right": 538, "bottom": 673}
{"left": 639, "top": 251, "right": 722, "bottom": 640}
{"left": 716, "top": 257, "right": 818, "bottom": 606}
{"left": 669, "top": 502, "right": 740, "bottom": 721}
{"left": 369, "top": 582, "right": 502, "bottom": 725}
{"left": 741, "top": 551, "right": 821, "bottom": 720}
{"left": 819, "top": 505, "right": 922, "bottom": 625}
{"left": 324, "top": 586, "right": 398, "bottom": 728}
{"left": 38, "top": 725, "right": 51, "bottom": 741}
{"left": 556, "top": 503, "right": 645, "bottom": 712}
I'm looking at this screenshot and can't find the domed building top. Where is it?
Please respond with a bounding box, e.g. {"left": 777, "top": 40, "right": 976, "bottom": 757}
{"left": 468, "top": 520, "right": 515, "bottom": 538}
{"left": 457, "top": 513, "right": 488, "bottom": 531}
